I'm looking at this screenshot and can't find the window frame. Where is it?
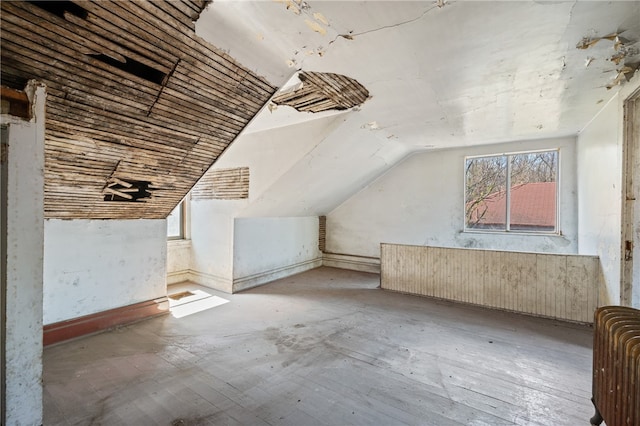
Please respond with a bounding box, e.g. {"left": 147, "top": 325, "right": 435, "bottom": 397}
{"left": 463, "top": 148, "right": 560, "bottom": 235}
{"left": 167, "top": 194, "right": 190, "bottom": 240}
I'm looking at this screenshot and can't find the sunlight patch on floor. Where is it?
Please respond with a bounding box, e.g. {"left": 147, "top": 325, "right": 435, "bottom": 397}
{"left": 168, "top": 289, "right": 229, "bottom": 318}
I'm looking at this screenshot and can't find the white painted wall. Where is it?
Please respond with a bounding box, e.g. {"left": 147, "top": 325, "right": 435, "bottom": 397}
{"left": 167, "top": 239, "right": 191, "bottom": 285}
{"left": 238, "top": 115, "right": 411, "bottom": 218}
{"left": 577, "top": 78, "right": 640, "bottom": 306}
{"left": 188, "top": 114, "right": 391, "bottom": 292}
{"left": 327, "top": 137, "right": 578, "bottom": 259}
{"left": 219, "top": 114, "right": 348, "bottom": 203}
{"left": 167, "top": 196, "right": 191, "bottom": 285}
{"left": 577, "top": 95, "right": 622, "bottom": 306}
{"left": 186, "top": 117, "right": 342, "bottom": 292}
{"left": 43, "top": 219, "right": 167, "bottom": 324}
{"left": 189, "top": 200, "right": 238, "bottom": 292}
{"left": 233, "top": 217, "right": 321, "bottom": 292}
{"left": 2, "top": 83, "right": 46, "bottom": 426}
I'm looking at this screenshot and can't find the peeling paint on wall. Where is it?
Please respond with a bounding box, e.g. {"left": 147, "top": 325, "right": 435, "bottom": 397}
{"left": 576, "top": 31, "right": 640, "bottom": 89}
{"left": 305, "top": 19, "right": 327, "bottom": 35}
{"left": 607, "top": 66, "right": 638, "bottom": 90}
{"left": 361, "top": 121, "right": 380, "bottom": 130}
{"left": 275, "top": 0, "right": 331, "bottom": 39}
{"left": 313, "top": 12, "right": 329, "bottom": 26}
{"left": 576, "top": 33, "right": 619, "bottom": 50}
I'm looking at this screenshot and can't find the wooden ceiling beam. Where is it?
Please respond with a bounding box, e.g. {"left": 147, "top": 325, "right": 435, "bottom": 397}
{"left": 1, "top": 85, "right": 30, "bottom": 119}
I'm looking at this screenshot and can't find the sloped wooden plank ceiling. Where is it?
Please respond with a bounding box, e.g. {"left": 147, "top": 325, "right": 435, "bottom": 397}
{"left": 0, "top": 0, "right": 277, "bottom": 219}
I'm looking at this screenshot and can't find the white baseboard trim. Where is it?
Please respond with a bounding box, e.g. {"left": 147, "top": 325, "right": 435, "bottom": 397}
{"left": 188, "top": 270, "right": 233, "bottom": 294}
{"left": 322, "top": 253, "right": 381, "bottom": 273}
{"left": 167, "top": 270, "right": 191, "bottom": 286}
{"left": 171, "top": 255, "right": 371, "bottom": 294}
{"left": 232, "top": 257, "right": 323, "bottom": 293}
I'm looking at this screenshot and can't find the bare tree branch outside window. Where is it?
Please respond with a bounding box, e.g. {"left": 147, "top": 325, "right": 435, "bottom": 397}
{"left": 465, "top": 150, "right": 558, "bottom": 232}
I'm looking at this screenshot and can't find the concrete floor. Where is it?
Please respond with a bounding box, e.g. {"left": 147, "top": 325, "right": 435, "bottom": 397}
{"left": 43, "top": 267, "right": 594, "bottom": 425}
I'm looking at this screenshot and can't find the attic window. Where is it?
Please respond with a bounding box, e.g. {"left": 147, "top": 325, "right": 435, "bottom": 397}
{"left": 103, "top": 177, "right": 152, "bottom": 202}
{"left": 464, "top": 150, "right": 559, "bottom": 233}
{"left": 167, "top": 199, "right": 186, "bottom": 239}
{"left": 271, "top": 71, "right": 369, "bottom": 113}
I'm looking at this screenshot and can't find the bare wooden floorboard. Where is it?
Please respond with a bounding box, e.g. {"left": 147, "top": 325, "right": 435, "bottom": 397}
{"left": 43, "top": 267, "right": 594, "bottom": 425}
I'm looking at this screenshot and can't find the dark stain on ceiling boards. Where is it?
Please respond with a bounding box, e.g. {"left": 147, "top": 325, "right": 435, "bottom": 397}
{"left": 271, "top": 71, "right": 369, "bottom": 113}
{"left": 0, "top": 0, "right": 278, "bottom": 219}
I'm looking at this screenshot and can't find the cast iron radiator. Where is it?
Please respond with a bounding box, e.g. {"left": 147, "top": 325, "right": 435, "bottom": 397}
{"left": 591, "top": 306, "right": 640, "bottom": 426}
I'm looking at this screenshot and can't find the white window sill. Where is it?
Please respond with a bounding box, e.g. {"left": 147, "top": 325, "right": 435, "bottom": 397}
{"left": 462, "top": 229, "right": 562, "bottom": 237}
{"left": 167, "top": 239, "right": 192, "bottom": 248}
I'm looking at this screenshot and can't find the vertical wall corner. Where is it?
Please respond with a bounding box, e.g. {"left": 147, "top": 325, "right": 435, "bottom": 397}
{"left": 1, "top": 82, "right": 45, "bottom": 425}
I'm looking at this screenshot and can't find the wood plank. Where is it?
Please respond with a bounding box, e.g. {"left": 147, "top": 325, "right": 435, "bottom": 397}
{"left": 148, "top": 99, "right": 239, "bottom": 141}
{"left": 46, "top": 94, "right": 224, "bottom": 146}
{"left": 167, "top": 66, "right": 262, "bottom": 118}
{"left": 46, "top": 105, "right": 198, "bottom": 153}
{"left": 0, "top": 19, "right": 161, "bottom": 96}
{"left": 171, "top": 63, "right": 266, "bottom": 111}
{"left": 110, "top": 0, "right": 275, "bottom": 93}
{"left": 69, "top": 0, "right": 180, "bottom": 65}
{"left": 380, "top": 244, "right": 600, "bottom": 323}
{"left": 10, "top": 1, "right": 172, "bottom": 75}
{"left": 1, "top": 41, "right": 157, "bottom": 111}
{"left": 45, "top": 123, "right": 185, "bottom": 166}
{"left": 171, "top": 49, "right": 274, "bottom": 106}
{"left": 153, "top": 0, "right": 198, "bottom": 31}
{"left": 1, "top": 0, "right": 274, "bottom": 220}
{"left": 156, "top": 86, "right": 249, "bottom": 130}
{"left": 185, "top": 0, "right": 211, "bottom": 13}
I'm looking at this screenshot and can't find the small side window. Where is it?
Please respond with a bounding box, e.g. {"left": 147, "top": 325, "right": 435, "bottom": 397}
{"left": 167, "top": 200, "right": 184, "bottom": 240}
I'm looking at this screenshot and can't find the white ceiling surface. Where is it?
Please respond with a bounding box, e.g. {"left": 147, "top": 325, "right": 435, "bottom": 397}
{"left": 196, "top": 1, "right": 640, "bottom": 216}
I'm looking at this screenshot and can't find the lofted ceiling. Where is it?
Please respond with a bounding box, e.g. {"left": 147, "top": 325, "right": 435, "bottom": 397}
{"left": 2, "top": 1, "right": 639, "bottom": 221}
{"left": 197, "top": 0, "right": 640, "bottom": 149}
{"left": 0, "top": 0, "right": 276, "bottom": 219}
{"left": 192, "top": 0, "right": 640, "bottom": 217}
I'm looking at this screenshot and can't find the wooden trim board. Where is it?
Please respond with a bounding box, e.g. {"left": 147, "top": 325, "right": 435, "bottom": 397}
{"left": 1, "top": 86, "right": 30, "bottom": 119}
{"left": 43, "top": 296, "right": 169, "bottom": 346}
{"left": 322, "top": 252, "right": 381, "bottom": 274}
